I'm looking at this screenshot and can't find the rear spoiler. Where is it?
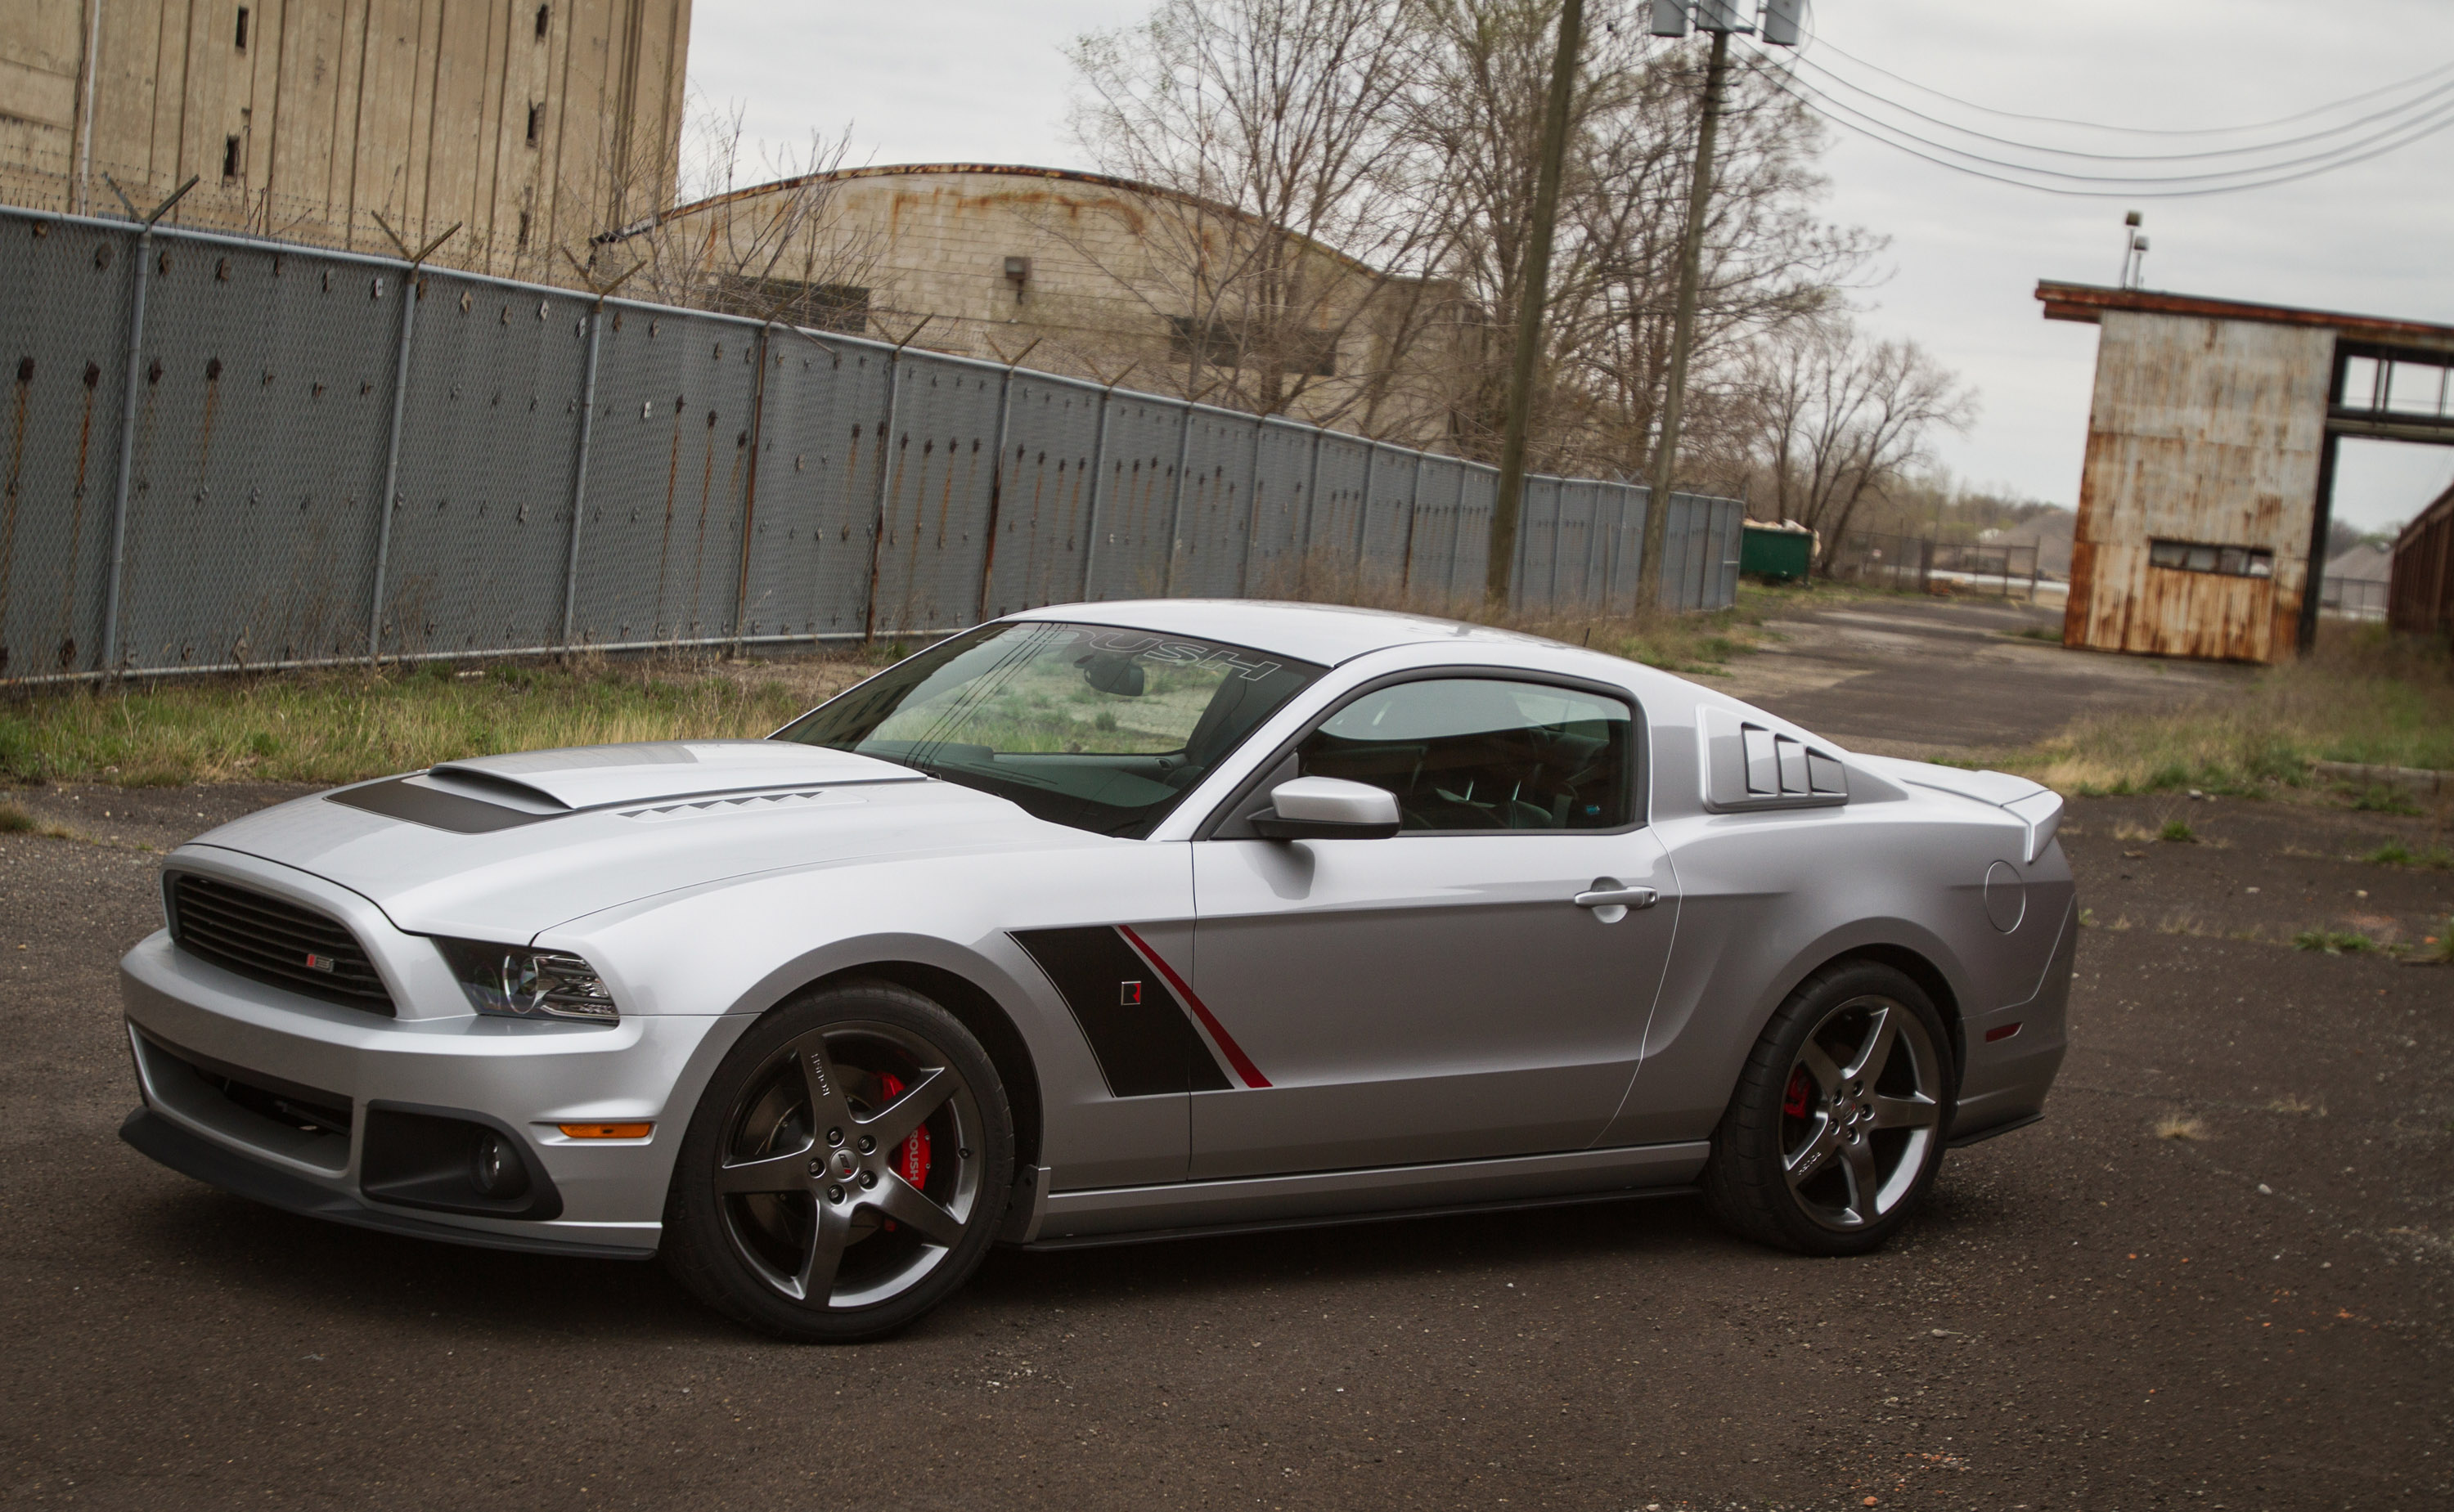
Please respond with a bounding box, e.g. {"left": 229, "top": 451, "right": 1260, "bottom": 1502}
{"left": 1854, "top": 755, "right": 2065, "bottom": 864}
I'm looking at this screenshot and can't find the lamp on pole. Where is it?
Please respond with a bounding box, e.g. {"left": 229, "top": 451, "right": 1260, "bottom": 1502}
{"left": 1633, "top": 0, "right": 1799, "bottom": 612}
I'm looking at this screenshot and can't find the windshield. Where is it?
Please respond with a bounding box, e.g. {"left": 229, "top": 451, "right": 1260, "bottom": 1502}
{"left": 773, "top": 621, "right": 1323, "bottom": 837}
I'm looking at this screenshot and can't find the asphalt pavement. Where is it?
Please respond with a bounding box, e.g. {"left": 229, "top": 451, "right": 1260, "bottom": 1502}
{"left": 2, "top": 623, "right": 2449, "bottom": 1510}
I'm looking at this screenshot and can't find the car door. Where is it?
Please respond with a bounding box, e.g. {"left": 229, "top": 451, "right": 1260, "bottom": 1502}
{"left": 1186, "top": 672, "right": 1679, "bottom": 1180}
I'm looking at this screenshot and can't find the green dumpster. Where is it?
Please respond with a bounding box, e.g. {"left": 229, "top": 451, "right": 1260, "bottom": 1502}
{"left": 1741, "top": 523, "right": 1814, "bottom": 581}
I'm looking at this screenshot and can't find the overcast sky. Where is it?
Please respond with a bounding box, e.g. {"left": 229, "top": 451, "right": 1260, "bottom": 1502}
{"left": 688, "top": 0, "right": 2454, "bottom": 534}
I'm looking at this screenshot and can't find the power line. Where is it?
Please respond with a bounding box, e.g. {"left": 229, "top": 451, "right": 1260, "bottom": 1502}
{"left": 1787, "top": 47, "right": 2454, "bottom": 164}
{"left": 1803, "top": 32, "right": 2454, "bottom": 141}
{"left": 1750, "top": 51, "right": 2454, "bottom": 197}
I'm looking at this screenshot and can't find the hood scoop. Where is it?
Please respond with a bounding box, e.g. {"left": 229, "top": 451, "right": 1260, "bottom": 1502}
{"left": 328, "top": 741, "right": 924, "bottom": 834}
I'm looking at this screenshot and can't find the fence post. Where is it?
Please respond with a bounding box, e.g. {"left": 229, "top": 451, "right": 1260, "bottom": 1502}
{"left": 861, "top": 352, "right": 906, "bottom": 639}
{"left": 1399, "top": 449, "right": 1424, "bottom": 603}
{"left": 1162, "top": 403, "right": 1194, "bottom": 596}
{"left": 98, "top": 175, "right": 195, "bottom": 673}
{"left": 976, "top": 352, "right": 1026, "bottom": 622}
{"left": 1296, "top": 428, "right": 1324, "bottom": 595}
{"left": 366, "top": 267, "right": 421, "bottom": 663}
{"left": 1081, "top": 382, "right": 1116, "bottom": 601}
{"left": 100, "top": 232, "right": 154, "bottom": 673}
{"left": 730, "top": 323, "right": 773, "bottom": 652}
{"left": 560, "top": 301, "right": 606, "bottom": 649}
{"left": 1237, "top": 416, "right": 1266, "bottom": 597}
{"left": 1353, "top": 441, "right": 1377, "bottom": 588}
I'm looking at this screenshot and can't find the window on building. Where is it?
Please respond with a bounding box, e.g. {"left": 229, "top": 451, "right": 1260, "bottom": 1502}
{"left": 222, "top": 136, "right": 242, "bottom": 181}
{"left": 526, "top": 104, "right": 541, "bottom": 146}
{"left": 711, "top": 275, "right": 870, "bottom": 334}
{"left": 2148, "top": 539, "right": 2274, "bottom": 578}
{"left": 236, "top": 7, "right": 249, "bottom": 51}
{"left": 517, "top": 211, "right": 531, "bottom": 251}
{"left": 536, "top": 5, "right": 552, "bottom": 38}
{"left": 1166, "top": 316, "right": 1337, "bottom": 377}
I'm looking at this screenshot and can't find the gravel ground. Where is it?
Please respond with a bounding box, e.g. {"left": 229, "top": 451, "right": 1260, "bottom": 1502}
{"left": 2, "top": 617, "right": 2448, "bottom": 1510}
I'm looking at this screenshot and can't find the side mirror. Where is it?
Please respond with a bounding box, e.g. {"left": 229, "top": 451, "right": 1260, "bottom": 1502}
{"left": 1251, "top": 776, "right": 1401, "bottom": 840}
{"left": 1079, "top": 653, "right": 1145, "bottom": 697}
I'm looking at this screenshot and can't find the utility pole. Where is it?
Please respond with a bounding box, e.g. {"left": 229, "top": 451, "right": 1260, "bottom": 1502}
{"left": 1485, "top": 0, "right": 1585, "bottom": 606}
{"left": 1635, "top": 1, "right": 1799, "bottom": 612}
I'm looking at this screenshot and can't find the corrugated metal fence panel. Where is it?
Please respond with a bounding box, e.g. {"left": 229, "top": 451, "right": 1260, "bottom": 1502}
{"left": 1243, "top": 421, "right": 1312, "bottom": 597}
{"left": 872, "top": 358, "right": 1002, "bottom": 636}
{"left": 119, "top": 237, "right": 395, "bottom": 671}
{"left": 1086, "top": 396, "right": 1183, "bottom": 601}
{"left": 983, "top": 375, "right": 1099, "bottom": 616}
{"left": 380, "top": 272, "right": 591, "bottom": 659}
{"left": 0, "top": 215, "right": 137, "bottom": 678}
{"left": 0, "top": 204, "right": 1743, "bottom": 679}
{"left": 1174, "top": 409, "right": 1256, "bottom": 598}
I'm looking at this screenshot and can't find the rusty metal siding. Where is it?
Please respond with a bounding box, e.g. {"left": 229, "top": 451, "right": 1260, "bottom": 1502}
{"left": 2064, "top": 311, "right": 2332, "bottom": 663}
{"left": 2388, "top": 485, "right": 2454, "bottom": 636}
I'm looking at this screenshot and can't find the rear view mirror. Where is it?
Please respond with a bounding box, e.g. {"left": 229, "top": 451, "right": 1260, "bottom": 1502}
{"left": 1079, "top": 653, "right": 1145, "bottom": 697}
{"left": 1252, "top": 776, "right": 1401, "bottom": 840}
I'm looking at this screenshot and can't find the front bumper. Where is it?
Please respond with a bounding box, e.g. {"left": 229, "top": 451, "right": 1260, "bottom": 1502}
{"left": 120, "top": 919, "right": 748, "bottom": 1258}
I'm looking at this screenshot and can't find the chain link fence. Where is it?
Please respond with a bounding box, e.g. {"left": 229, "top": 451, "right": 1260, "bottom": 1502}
{"left": 0, "top": 205, "right": 1742, "bottom": 683}
{"left": 1826, "top": 532, "right": 2046, "bottom": 603}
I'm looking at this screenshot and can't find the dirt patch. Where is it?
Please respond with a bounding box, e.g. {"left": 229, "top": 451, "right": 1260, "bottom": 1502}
{"left": 1, "top": 789, "right": 2446, "bottom": 1509}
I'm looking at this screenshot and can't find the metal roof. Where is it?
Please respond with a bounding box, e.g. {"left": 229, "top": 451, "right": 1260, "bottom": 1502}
{"left": 2037, "top": 281, "right": 2454, "bottom": 357}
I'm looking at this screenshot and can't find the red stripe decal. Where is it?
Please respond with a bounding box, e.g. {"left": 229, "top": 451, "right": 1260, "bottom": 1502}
{"left": 1114, "top": 924, "right": 1271, "bottom": 1089}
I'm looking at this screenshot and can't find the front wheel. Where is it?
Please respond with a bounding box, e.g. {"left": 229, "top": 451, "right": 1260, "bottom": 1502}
{"left": 662, "top": 980, "right": 1014, "bottom": 1342}
{"left": 1703, "top": 961, "right": 1953, "bottom": 1255}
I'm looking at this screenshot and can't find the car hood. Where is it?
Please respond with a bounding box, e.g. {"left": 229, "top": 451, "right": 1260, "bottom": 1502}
{"left": 181, "top": 740, "right": 1085, "bottom": 940}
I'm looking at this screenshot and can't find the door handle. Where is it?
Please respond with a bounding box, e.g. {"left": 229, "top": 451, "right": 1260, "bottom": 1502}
{"left": 1574, "top": 886, "right": 1658, "bottom": 910}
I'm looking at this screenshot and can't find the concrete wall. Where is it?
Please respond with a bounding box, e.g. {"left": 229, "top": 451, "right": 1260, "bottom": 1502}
{"left": 0, "top": 0, "right": 688, "bottom": 281}
{"left": 2065, "top": 311, "right": 2332, "bottom": 663}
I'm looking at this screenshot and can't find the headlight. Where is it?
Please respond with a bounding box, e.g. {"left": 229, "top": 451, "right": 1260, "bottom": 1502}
{"left": 436, "top": 940, "right": 620, "bottom": 1022}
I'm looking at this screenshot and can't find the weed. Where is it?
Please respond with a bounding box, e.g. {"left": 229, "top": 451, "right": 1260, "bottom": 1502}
{"left": 2158, "top": 819, "right": 2196, "bottom": 843}
{"left": 2154, "top": 1113, "right": 2209, "bottom": 1142}
{"left": 2267, "top": 1094, "right": 2323, "bottom": 1116}
{"left": 2079, "top": 908, "right": 2097, "bottom": 928}
{"left": 2348, "top": 785, "right": 2422, "bottom": 816}
{"left": 0, "top": 802, "right": 29, "bottom": 833}
{"left": 2005, "top": 622, "right": 2453, "bottom": 796}
{"left": 2292, "top": 929, "right": 2375, "bottom": 955}
{"left": 2362, "top": 841, "right": 2454, "bottom": 869}
{"left": 2155, "top": 912, "right": 2204, "bottom": 937}
{"left": 2412, "top": 921, "right": 2454, "bottom": 966}
{"left": 2113, "top": 821, "right": 2157, "bottom": 843}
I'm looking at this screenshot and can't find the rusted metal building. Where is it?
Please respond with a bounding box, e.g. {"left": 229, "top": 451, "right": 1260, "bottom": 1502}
{"left": 2389, "top": 483, "right": 2454, "bottom": 636}
{"left": 2038, "top": 281, "right": 2454, "bottom": 662}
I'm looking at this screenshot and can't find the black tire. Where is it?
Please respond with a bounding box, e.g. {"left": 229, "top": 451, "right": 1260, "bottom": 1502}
{"left": 1702, "top": 960, "right": 1955, "bottom": 1256}
{"left": 662, "top": 979, "right": 1014, "bottom": 1343}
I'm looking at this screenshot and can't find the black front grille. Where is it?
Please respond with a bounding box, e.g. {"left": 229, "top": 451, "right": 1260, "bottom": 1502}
{"left": 168, "top": 873, "right": 396, "bottom": 1016}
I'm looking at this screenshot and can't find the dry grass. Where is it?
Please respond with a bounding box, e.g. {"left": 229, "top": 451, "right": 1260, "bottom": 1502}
{"left": 2154, "top": 1113, "right": 2210, "bottom": 1142}
{"left": 0, "top": 651, "right": 880, "bottom": 788}
{"left": 2267, "top": 1094, "right": 2324, "bottom": 1116}
{"left": 2008, "top": 623, "right": 2454, "bottom": 797}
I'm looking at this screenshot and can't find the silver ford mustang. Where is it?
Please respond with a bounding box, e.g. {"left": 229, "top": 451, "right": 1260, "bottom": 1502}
{"left": 119, "top": 600, "right": 2073, "bottom": 1341}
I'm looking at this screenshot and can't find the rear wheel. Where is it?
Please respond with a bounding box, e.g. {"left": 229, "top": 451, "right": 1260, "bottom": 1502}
{"left": 663, "top": 980, "right": 1014, "bottom": 1342}
{"left": 1703, "top": 961, "right": 1953, "bottom": 1255}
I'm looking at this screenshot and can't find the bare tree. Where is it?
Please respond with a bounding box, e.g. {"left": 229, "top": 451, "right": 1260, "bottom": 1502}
{"left": 1061, "top": 0, "right": 1459, "bottom": 433}
{"left": 1743, "top": 316, "right": 1976, "bottom": 565}
{"left": 575, "top": 92, "right": 884, "bottom": 330}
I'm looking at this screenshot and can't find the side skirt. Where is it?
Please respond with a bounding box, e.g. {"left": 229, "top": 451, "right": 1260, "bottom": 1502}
{"left": 1018, "top": 1140, "right": 1709, "bottom": 1249}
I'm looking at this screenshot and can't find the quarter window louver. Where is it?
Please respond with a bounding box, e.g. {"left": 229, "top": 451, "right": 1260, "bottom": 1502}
{"left": 168, "top": 873, "right": 396, "bottom": 1015}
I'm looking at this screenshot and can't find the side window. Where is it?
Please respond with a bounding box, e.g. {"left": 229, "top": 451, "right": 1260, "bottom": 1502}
{"left": 1297, "top": 678, "right": 1634, "bottom": 832}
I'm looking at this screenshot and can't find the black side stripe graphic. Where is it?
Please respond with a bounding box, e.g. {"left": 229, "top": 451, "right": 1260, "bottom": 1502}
{"left": 1010, "top": 926, "right": 1234, "bottom": 1097}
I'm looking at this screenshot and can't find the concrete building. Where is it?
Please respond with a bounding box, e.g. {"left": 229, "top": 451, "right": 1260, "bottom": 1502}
{"left": 636, "top": 163, "right": 1470, "bottom": 449}
{"left": 2038, "top": 280, "right": 2454, "bottom": 663}
{"left": 0, "top": 0, "right": 689, "bottom": 279}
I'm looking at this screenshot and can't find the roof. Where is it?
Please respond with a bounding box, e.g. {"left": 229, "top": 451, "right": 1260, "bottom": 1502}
{"left": 2036, "top": 280, "right": 2454, "bottom": 357}
{"left": 658, "top": 162, "right": 1383, "bottom": 279}
{"left": 1008, "top": 599, "right": 1548, "bottom": 666}
{"left": 2324, "top": 541, "right": 2394, "bottom": 585}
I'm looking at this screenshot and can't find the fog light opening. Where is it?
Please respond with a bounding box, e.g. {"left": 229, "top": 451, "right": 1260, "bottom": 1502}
{"left": 470, "top": 1129, "right": 532, "bottom": 1199}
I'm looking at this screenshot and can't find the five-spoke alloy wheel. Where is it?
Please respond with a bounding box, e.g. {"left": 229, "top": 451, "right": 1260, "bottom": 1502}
{"left": 663, "top": 980, "right": 1014, "bottom": 1342}
{"left": 1704, "top": 961, "right": 1954, "bottom": 1255}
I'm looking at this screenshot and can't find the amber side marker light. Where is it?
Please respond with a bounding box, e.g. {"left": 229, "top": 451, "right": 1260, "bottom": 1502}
{"left": 559, "top": 1122, "right": 653, "bottom": 1139}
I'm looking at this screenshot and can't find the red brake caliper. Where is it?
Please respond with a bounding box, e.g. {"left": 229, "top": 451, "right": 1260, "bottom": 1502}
{"left": 873, "top": 1074, "right": 933, "bottom": 1231}
{"left": 1782, "top": 1066, "right": 1813, "bottom": 1119}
